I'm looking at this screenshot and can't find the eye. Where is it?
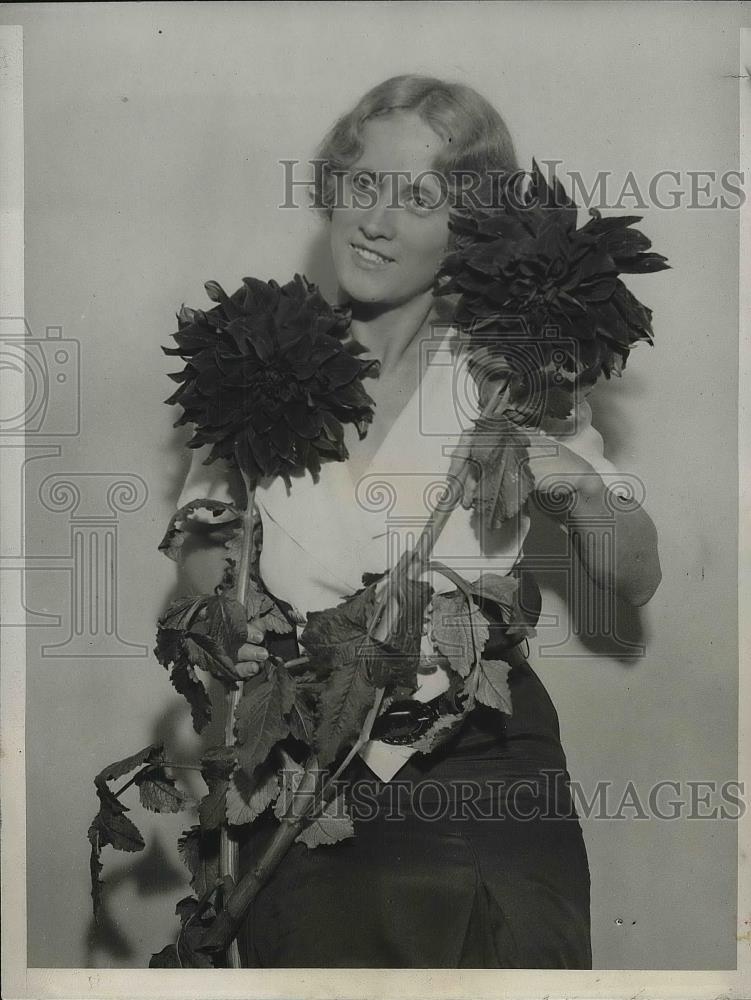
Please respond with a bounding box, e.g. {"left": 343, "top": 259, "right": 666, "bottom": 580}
{"left": 351, "top": 170, "right": 375, "bottom": 193}
{"left": 405, "top": 185, "right": 438, "bottom": 214}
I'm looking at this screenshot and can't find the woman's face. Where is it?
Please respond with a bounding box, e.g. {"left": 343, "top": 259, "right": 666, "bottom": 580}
{"left": 329, "top": 111, "right": 450, "bottom": 310}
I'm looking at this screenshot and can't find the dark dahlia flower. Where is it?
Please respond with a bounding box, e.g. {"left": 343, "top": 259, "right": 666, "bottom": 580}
{"left": 436, "top": 162, "right": 669, "bottom": 423}
{"left": 163, "top": 274, "right": 379, "bottom": 485}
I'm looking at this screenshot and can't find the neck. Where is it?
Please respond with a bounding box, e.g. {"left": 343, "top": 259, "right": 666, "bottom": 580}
{"left": 348, "top": 289, "right": 435, "bottom": 375}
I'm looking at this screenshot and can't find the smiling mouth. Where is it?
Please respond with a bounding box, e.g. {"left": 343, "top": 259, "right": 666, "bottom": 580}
{"left": 350, "top": 243, "right": 395, "bottom": 265}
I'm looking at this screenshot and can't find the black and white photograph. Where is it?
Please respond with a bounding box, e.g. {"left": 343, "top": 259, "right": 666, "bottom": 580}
{"left": 1, "top": 3, "right": 749, "bottom": 998}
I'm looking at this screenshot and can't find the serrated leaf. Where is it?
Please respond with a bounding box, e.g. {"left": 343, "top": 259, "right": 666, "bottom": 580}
{"left": 226, "top": 764, "right": 280, "bottom": 825}
{"left": 464, "top": 658, "right": 513, "bottom": 715}
{"left": 157, "top": 596, "right": 207, "bottom": 632}
{"left": 314, "top": 655, "right": 378, "bottom": 768}
{"left": 88, "top": 747, "right": 160, "bottom": 922}
{"left": 301, "top": 580, "right": 423, "bottom": 757}
{"left": 136, "top": 767, "right": 189, "bottom": 814}
{"left": 173, "top": 895, "right": 216, "bottom": 968}
{"left": 95, "top": 744, "right": 163, "bottom": 786}
{"left": 234, "top": 664, "right": 291, "bottom": 777}
{"left": 183, "top": 632, "right": 238, "bottom": 685}
{"left": 467, "top": 573, "right": 520, "bottom": 608}
{"left": 428, "top": 593, "right": 490, "bottom": 677}
{"left": 189, "top": 593, "right": 247, "bottom": 665}
{"left": 296, "top": 793, "right": 354, "bottom": 849}
{"left": 167, "top": 656, "right": 212, "bottom": 733}
{"left": 158, "top": 499, "right": 243, "bottom": 564}
{"left": 198, "top": 780, "right": 228, "bottom": 832}
{"left": 273, "top": 755, "right": 320, "bottom": 822}
{"left": 88, "top": 834, "right": 104, "bottom": 922}
{"left": 259, "top": 604, "right": 294, "bottom": 634}
{"left": 464, "top": 414, "right": 534, "bottom": 528}
{"left": 289, "top": 694, "right": 316, "bottom": 745}
{"left": 301, "top": 584, "right": 379, "bottom": 679}
{"left": 245, "top": 577, "right": 276, "bottom": 620}
{"left": 200, "top": 745, "right": 237, "bottom": 782}
{"left": 97, "top": 807, "right": 145, "bottom": 852}
{"left": 177, "top": 825, "right": 220, "bottom": 898}
{"left": 149, "top": 944, "right": 181, "bottom": 968}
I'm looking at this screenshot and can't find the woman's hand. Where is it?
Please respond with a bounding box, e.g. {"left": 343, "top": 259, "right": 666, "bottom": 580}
{"left": 231, "top": 617, "right": 269, "bottom": 679}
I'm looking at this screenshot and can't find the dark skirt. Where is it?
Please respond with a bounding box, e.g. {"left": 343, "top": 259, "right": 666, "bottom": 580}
{"left": 237, "top": 660, "right": 592, "bottom": 969}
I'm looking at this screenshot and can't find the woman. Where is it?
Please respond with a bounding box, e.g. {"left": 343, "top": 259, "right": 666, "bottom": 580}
{"left": 163, "top": 75, "right": 662, "bottom": 968}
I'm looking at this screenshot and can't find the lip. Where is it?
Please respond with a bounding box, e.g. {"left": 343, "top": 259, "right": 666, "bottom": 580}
{"left": 349, "top": 242, "right": 396, "bottom": 268}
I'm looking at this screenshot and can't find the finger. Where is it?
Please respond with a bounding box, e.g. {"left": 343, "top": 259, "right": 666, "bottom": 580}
{"left": 233, "top": 660, "right": 263, "bottom": 679}
{"left": 237, "top": 642, "right": 269, "bottom": 662}
{"left": 462, "top": 469, "right": 479, "bottom": 509}
{"left": 246, "top": 621, "right": 266, "bottom": 644}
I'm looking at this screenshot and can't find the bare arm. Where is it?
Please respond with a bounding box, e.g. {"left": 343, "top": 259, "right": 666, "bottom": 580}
{"left": 527, "top": 439, "right": 662, "bottom": 608}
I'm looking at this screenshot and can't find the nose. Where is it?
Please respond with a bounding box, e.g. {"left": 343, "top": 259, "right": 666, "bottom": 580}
{"left": 358, "top": 190, "right": 397, "bottom": 243}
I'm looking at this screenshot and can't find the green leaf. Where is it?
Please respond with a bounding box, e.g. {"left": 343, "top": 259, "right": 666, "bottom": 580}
{"left": 88, "top": 794, "right": 146, "bottom": 923}
{"left": 234, "top": 663, "right": 291, "bottom": 778}
{"left": 158, "top": 499, "right": 243, "bottom": 564}
{"left": 245, "top": 577, "right": 277, "bottom": 620}
{"left": 428, "top": 593, "right": 490, "bottom": 677}
{"left": 88, "top": 746, "right": 162, "bottom": 922}
{"left": 198, "top": 779, "right": 228, "bottom": 832}
{"left": 301, "top": 584, "right": 379, "bottom": 680}
{"left": 226, "top": 764, "right": 280, "bottom": 826}
{"left": 200, "top": 745, "right": 237, "bottom": 782}
{"left": 464, "top": 659, "right": 513, "bottom": 715}
{"left": 189, "top": 593, "right": 247, "bottom": 665}
{"left": 183, "top": 632, "right": 238, "bottom": 685}
{"left": 273, "top": 754, "right": 321, "bottom": 823}
{"left": 314, "top": 654, "right": 378, "bottom": 768}
{"left": 149, "top": 945, "right": 181, "bottom": 968}
{"left": 88, "top": 836, "right": 104, "bottom": 922}
{"left": 150, "top": 892, "right": 221, "bottom": 968}
{"left": 155, "top": 624, "right": 213, "bottom": 732}
{"left": 157, "top": 596, "right": 207, "bottom": 632}
{"left": 289, "top": 694, "right": 316, "bottom": 745}
{"left": 167, "top": 656, "right": 212, "bottom": 733}
{"left": 467, "top": 573, "right": 520, "bottom": 608}
{"left": 171, "top": 895, "right": 216, "bottom": 968}
{"left": 92, "top": 804, "right": 145, "bottom": 853}
{"left": 296, "top": 793, "right": 354, "bottom": 849}
{"left": 136, "top": 767, "right": 189, "bottom": 814}
{"left": 464, "top": 414, "right": 534, "bottom": 528}
{"left": 273, "top": 754, "right": 354, "bottom": 847}
{"left": 259, "top": 604, "right": 294, "bottom": 635}
{"left": 94, "top": 744, "right": 163, "bottom": 786}
{"left": 177, "top": 825, "right": 220, "bottom": 899}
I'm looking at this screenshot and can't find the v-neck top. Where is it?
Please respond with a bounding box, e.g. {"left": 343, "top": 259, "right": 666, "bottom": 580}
{"left": 172, "top": 322, "right": 621, "bottom": 617}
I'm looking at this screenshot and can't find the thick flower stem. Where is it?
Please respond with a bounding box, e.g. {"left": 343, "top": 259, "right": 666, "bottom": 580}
{"left": 368, "top": 384, "right": 509, "bottom": 643}
{"left": 199, "top": 688, "right": 385, "bottom": 957}
{"left": 218, "top": 472, "right": 257, "bottom": 969}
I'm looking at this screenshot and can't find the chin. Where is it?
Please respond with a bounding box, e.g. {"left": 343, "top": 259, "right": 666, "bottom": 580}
{"left": 338, "top": 268, "right": 396, "bottom": 307}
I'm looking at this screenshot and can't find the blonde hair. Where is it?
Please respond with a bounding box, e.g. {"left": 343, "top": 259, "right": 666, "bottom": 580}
{"left": 313, "top": 74, "right": 518, "bottom": 213}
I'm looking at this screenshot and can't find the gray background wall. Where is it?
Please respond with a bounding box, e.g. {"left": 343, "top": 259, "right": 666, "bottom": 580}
{"left": 3, "top": 0, "right": 744, "bottom": 970}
